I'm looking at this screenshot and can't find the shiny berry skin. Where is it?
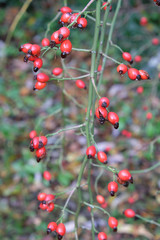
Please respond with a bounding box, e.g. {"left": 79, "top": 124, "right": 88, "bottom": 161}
{"left": 33, "top": 81, "right": 46, "bottom": 91}
{"left": 25, "top": 54, "right": 38, "bottom": 62}
{"left": 47, "top": 202, "right": 55, "bottom": 212}
{"left": 139, "top": 70, "right": 150, "bottom": 80}
{"left": 152, "top": 38, "right": 159, "bottom": 45}
{"left": 76, "top": 80, "right": 86, "bottom": 89}
{"left": 52, "top": 67, "right": 63, "bottom": 76}
{"left": 86, "top": 145, "right": 96, "bottom": 159}
{"left": 33, "top": 58, "right": 43, "bottom": 72}
{"left": 39, "top": 202, "right": 48, "bottom": 210}
{"left": 146, "top": 112, "right": 152, "bottom": 120}
{"left": 35, "top": 73, "right": 49, "bottom": 83}
{"left": 29, "top": 44, "right": 41, "bottom": 56}
{"left": 37, "top": 192, "right": 47, "bottom": 201}
{"left": 56, "top": 223, "right": 66, "bottom": 237}
{"left": 97, "top": 151, "right": 107, "bottom": 164}
{"left": 102, "top": 2, "right": 108, "bottom": 10}
{"left": 29, "top": 130, "right": 37, "bottom": 139}
{"left": 128, "top": 68, "right": 141, "bottom": 80}
{"left": 99, "top": 97, "right": 110, "bottom": 108}
{"left": 36, "top": 147, "right": 46, "bottom": 162}
{"left": 97, "top": 65, "right": 102, "bottom": 72}
{"left": 134, "top": 55, "right": 142, "bottom": 63}
{"left": 39, "top": 136, "right": 48, "bottom": 146}
{"left": 108, "top": 217, "right": 118, "bottom": 231}
{"left": 69, "top": 13, "right": 81, "bottom": 25}
{"left": 136, "top": 86, "right": 143, "bottom": 94}
{"left": 140, "top": 17, "right": 148, "bottom": 26}
{"left": 122, "top": 52, "right": 133, "bottom": 64}
{"left": 124, "top": 209, "right": 135, "bottom": 218}
{"left": 95, "top": 107, "right": 108, "bottom": 119}
{"left": 77, "top": 18, "right": 87, "bottom": 29}
{"left": 19, "top": 43, "right": 32, "bottom": 53}
{"left": 47, "top": 222, "right": 57, "bottom": 234}
{"left": 59, "top": 27, "right": 70, "bottom": 40}
{"left": 41, "top": 38, "right": 50, "bottom": 47}
{"left": 98, "top": 232, "right": 107, "bottom": 240}
{"left": 108, "top": 182, "right": 118, "bottom": 196}
{"left": 32, "top": 136, "right": 42, "bottom": 149}
{"left": 96, "top": 195, "right": 105, "bottom": 204}
{"left": 60, "top": 13, "right": 71, "bottom": 24}
{"left": 51, "top": 30, "right": 62, "bottom": 46}
{"left": 117, "top": 64, "right": 128, "bottom": 75}
{"left": 60, "top": 39, "right": 72, "bottom": 58}
{"left": 43, "top": 171, "right": 52, "bottom": 181}
{"left": 45, "top": 194, "right": 55, "bottom": 203}
{"left": 107, "top": 112, "right": 119, "bottom": 129}
{"left": 118, "top": 169, "right": 133, "bottom": 183}
{"left": 60, "top": 6, "right": 72, "bottom": 13}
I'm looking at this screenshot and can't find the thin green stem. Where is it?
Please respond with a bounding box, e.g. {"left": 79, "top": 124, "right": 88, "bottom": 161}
{"left": 50, "top": 73, "right": 90, "bottom": 81}
{"left": 130, "top": 162, "right": 160, "bottom": 174}
{"left": 136, "top": 214, "right": 160, "bottom": 227}
{"left": 66, "top": 67, "right": 89, "bottom": 73}
{"left": 63, "top": 89, "right": 85, "bottom": 109}
{"left": 101, "top": 52, "right": 122, "bottom": 65}
{"left": 83, "top": 202, "right": 111, "bottom": 217}
{"left": 95, "top": 169, "right": 104, "bottom": 194}
{"left": 110, "top": 40, "right": 124, "bottom": 53}
{"left": 45, "top": 12, "right": 61, "bottom": 38}
{"left": 72, "top": 47, "right": 91, "bottom": 52}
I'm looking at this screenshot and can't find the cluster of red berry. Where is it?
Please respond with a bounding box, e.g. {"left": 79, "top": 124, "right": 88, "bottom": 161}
{"left": 37, "top": 192, "right": 55, "bottom": 212}
{"left": 47, "top": 222, "right": 66, "bottom": 239}
{"left": 153, "top": 0, "right": 160, "bottom": 6}
{"left": 29, "top": 130, "right": 47, "bottom": 162}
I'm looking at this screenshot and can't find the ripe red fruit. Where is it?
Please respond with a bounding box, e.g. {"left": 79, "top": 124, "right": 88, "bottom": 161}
{"left": 97, "top": 151, "right": 107, "bottom": 164}
{"left": 95, "top": 107, "right": 108, "bottom": 119}
{"left": 45, "top": 194, "right": 55, "bottom": 203}
{"left": 19, "top": 43, "right": 32, "bottom": 53}
{"left": 33, "top": 58, "right": 43, "bottom": 72}
{"left": 29, "top": 130, "right": 37, "bottom": 139}
{"left": 76, "top": 80, "right": 86, "bottom": 89}
{"left": 36, "top": 147, "right": 46, "bottom": 162}
{"left": 41, "top": 38, "right": 50, "bottom": 47}
{"left": 60, "top": 39, "right": 72, "bottom": 58}
{"left": 33, "top": 81, "right": 46, "bottom": 91}
{"left": 108, "top": 217, "right": 118, "bottom": 231}
{"left": 69, "top": 13, "right": 81, "bottom": 25}
{"left": 39, "top": 202, "right": 48, "bottom": 210}
{"left": 122, "top": 52, "right": 133, "bottom": 64}
{"left": 43, "top": 171, "right": 52, "bottom": 181}
{"left": 99, "top": 97, "right": 110, "bottom": 108}
{"left": 97, "top": 65, "right": 102, "bottom": 72}
{"left": 102, "top": 2, "right": 108, "bottom": 10}
{"left": 108, "top": 182, "right": 118, "bottom": 196}
{"left": 24, "top": 54, "right": 38, "bottom": 62}
{"left": 139, "top": 70, "right": 150, "bottom": 80}
{"left": 51, "top": 30, "right": 62, "bottom": 46}
{"left": 96, "top": 195, "right": 105, "bottom": 205}
{"left": 77, "top": 18, "right": 87, "bottom": 29}
{"left": 52, "top": 67, "right": 63, "bottom": 76}
{"left": 140, "top": 17, "right": 148, "bottom": 26}
{"left": 60, "top": 13, "right": 71, "bottom": 24}
{"left": 29, "top": 44, "right": 41, "bottom": 56}
{"left": 47, "top": 222, "right": 57, "bottom": 234}
{"left": 117, "top": 64, "right": 128, "bottom": 75}
{"left": 134, "top": 55, "right": 142, "bottom": 63}
{"left": 136, "top": 86, "right": 143, "bottom": 94}
{"left": 124, "top": 209, "right": 135, "bottom": 218}
{"left": 37, "top": 192, "right": 47, "bottom": 201}
{"left": 56, "top": 223, "right": 66, "bottom": 237}
{"left": 98, "top": 232, "right": 107, "bottom": 240}
{"left": 118, "top": 169, "right": 133, "bottom": 183}
{"left": 107, "top": 112, "right": 119, "bottom": 129}
{"left": 154, "top": 0, "right": 160, "bottom": 6}
{"left": 86, "top": 145, "right": 96, "bottom": 159}
{"left": 128, "top": 196, "right": 135, "bottom": 204}
{"left": 146, "top": 112, "right": 152, "bottom": 120}
{"left": 60, "top": 6, "right": 72, "bottom": 14}
{"left": 59, "top": 27, "right": 70, "bottom": 39}
{"left": 47, "top": 202, "right": 55, "bottom": 212}
{"left": 39, "top": 136, "right": 48, "bottom": 146}
{"left": 101, "top": 201, "right": 108, "bottom": 208}
{"left": 152, "top": 38, "right": 159, "bottom": 45}
{"left": 35, "top": 73, "right": 49, "bottom": 83}
{"left": 128, "top": 68, "right": 141, "bottom": 80}
{"left": 32, "top": 136, "right": 42, "bottom": 149}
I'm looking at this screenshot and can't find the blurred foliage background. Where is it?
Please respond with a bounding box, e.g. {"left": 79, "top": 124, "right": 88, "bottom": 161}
{"left": 0, "top": 0, "right": 160, "bottom": 239}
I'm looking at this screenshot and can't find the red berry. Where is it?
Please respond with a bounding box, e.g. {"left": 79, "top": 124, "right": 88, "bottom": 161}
{"left": 37, "top": 192, "right": 47, "bottom": 201}
{"left": 43, "top": 171, "right": 52, "bottom": 181}
{"left": 33, "top": 81, "right": 46, "bottom": 91}
{"left": 56, "top": 223, "right": 66, "bottom": 237}
{"left": 117, "top": 64, "right": 128, "bottom": 75}
{"left": 122, "top": 52, "right": 133, "bottom": 64}
{"left": 97, "top": 151, "right": 107, "bottom": 164}
{"left": 39, "top": 202, "right": 48, "bottom": 210}
{"left": 20, "top": 43, "right": 32, "bottom": 53}
{"left": 76, "top": 80, "right": 86, "bottom": 89}
{"left": 69, "top": 13, "right": 81, "bottom": 25}
{"left": 77, "top": 18, "right": 87, "bottom": 29}
{"left": 118, "top": 169, "right": 133, "bottom": 183}
{"left": 36, "top": 73, "right": 49, "bottom": 83}
{"left": 154, "top": 0, "right": 160, "bottom": 6}
{"left": 99, "top": 97, "right": 110, "bottom": 108}
{"left": 108, "top": 182, "right": 118, "bottom": 196}
{"left": 107, "top": 112, "right": 119, "bottom": 129}
{"left": 47, "top": 222, "right": 57, "bottom": 234}
{"left": 60, "top": 13, "right": 71, "bottom": 24}
{"left": 60, "top": 39, "right": 72, "bottom": 58}
{"left": 51, "top": 30, "right": 62, "bottom": 45}
{"left": 96, "top": 195, "right": 105, "bottom": 204}
{"left": 52, "top": 67, "right": 63, "bottom": 76}
{"left": 45, "top": 194, "right": 55, "bottom": 203}
{"left": 128, "top": 68, "right": 141, "bottom": 80}
{"left": 29, "top": 130, "right": 37, "bottom": 139}
{"left": 47, "top": 202, "right": 55, "bottom": 212}
{"left": 134, "top": 55, "right": 142, "bottom": 63}
{"left": 139, "top": 70, "right": 150, "bottom": 80}
{"left": 32, "top": 136, "right": 41, "bottom": 149}
{"left": 98, "top": 232, "right": 107, "bottom": 240}
{"left": 128, "top": 196, "right": 135, "bottom": 204}
{"left": 86, "top": 145, "right": 96, "bottom": 159}
{"left": 25, "top": 54, "right": 38, "bottom": 62}
{"left": 152, "top": 38, "right": 159, "bottom": 45}
{"left": 102, "top": 2, "right": 108, "bottom": 10}
{"left": 136, "top": 86, "right": 143, "bottom": 94}
{"left": 29, "top": 44, "right": 41, "bottom": 56}
{"left": 87, "top": 206, "right": 91, "bottom": 212}
{"left": 140, "top": 17, "right": 148, "bottom": 26}
{"left": 36, "top": 147, "right": 46, "bottom": 162}
{"left": 33, "top": 58, "right": 43, "bottom": 72}
{"left": 95, "top": 107, "right": 108, "bottom": 119}
{"left": 146, "top": 112, "right": 152, "bottom": 120}
{"left": 158, "top": 73, "right": 160, "bottom": 79}
{"left": 41, "top": 38, "right": 50, "bottom": 47}
{"left": 60, "top": 6, "right": 72, "bottom": 14}
{"left": 124, "top": 209, "right": 135, "bottom": 218}
{"left": 101, "top": 201, "right": 108, "bottom": 208}
{"left": 39, "top": 136, "right": 48, "bottom": 146}
{"left": 97, "top": 65, "right": 102, "bottom": 72}
{"left": 108, "top": 217, "right": 118, "bottom": 231}
{"left": 59, "top": 27, "right": 70, "bottom": 39}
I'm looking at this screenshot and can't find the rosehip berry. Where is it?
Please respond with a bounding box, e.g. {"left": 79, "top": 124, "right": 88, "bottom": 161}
{"left": 87, "top": 206, "right": 91, "bottom": 212}
{"left": 19, "top": 43, "right": 32, "bottom": 53}
{"left": 154, "top": 0, "right": 160, "bottom": 6}
{"left": 47, "top": 202, "right": 55, "bottom": 212}
{"left": 60, "top": 13, "right": 71, "bottom": 25}
{"left": 117, "top": 175, "right": 129, "bottom": 187}
{"left": 123, "top": 209, "right": 135, "bottom": 218}
{"left": 118, "top": 169, "right": 133, "bottom": 183}
{"left": 39, "top": 202, "right": 48, "bottom": 210}
{"left": 69, "top": 13, "right": 81, "bottom": 25}
{"left": 140, "top": 17, "right": 148, "bottom": 26}
{"left": 60, "top": 6, "right": 72, "bottom": 14}
{"left": 76, "top": 80, "right": 86, "bottom": 89}
{"left": 36, "top": 147, "right": 46, "bottom": 162}
{"left": 97, "top": 65, "right": 102, "bottom": 72}
{"left": 136, "top": 86, "right": 143, "bottom": 94}
{"left": 56, "top": 223, "right": 66, "bottom": 238}
{"left": 146, "top": 112, "right": 152, "bottom": 120}
{"left": 32, "top": 136, "right": 43, "bottom": 149}
{"left": 96, "top": 195, "right": 105, "bottom": 205}
{"left": 86, "top": 145, "right": 96, "bottom": 159}
{"left": 60, "top": 39, "right": 72, "bottom": 58}
{"left": 45, "top": 194, "right": 55, "bottom": 203}
{"left": 152, "top": 38, "right": 159, "bottom": 45}
{"left": 43, "top": 171, "right": 52, "bottom": 181}
{"left": 29, "top": 130, "right": 37, "bottom": 139}
{"left": 47, "top": 222, "right": 57, "bottom": 234}
{"left": 102, "top": 2, "right": 112, "bottom": 11}
{"left": 101, "top": 201, "right": 108, "bottom": 208}
{"left": 128, "top": 196, "right": 135, "bottom": 204}
{"left": 33, "top": 58, "right": 43, "bottom": 72}
{"left": 37, "top": 192, "right": 47, "bottom": 201}
{"left": 134, "top": 55, "right": 142, "bottom": 63}
{"left": 99, "top": 97, "right": 110, "bottom": 108}
{"left": 39, "top": 136, "right": 48, "bottom": 146}
{"left": 41, "top": 38, "right": 50, "bottom": 47}
{"left": 122, "top": 52, "right": 133, "bottom": 64}
{"left": 51, "top": 30, "right": 62, "bottom": 47}
{"left": 97, "top": 151, "right": 108, "bottom": 164}
{"left": 35, "top": 73, "right": 49, "bottom": 83}
{"left": 77, "top": 18, "right": 87, "bottom": 29}
{"left": 33, "top": 81, "right": 47, "bottom": 91}
{"left": 95, "top": 107, "right": 108, "bottom": 119}
{"left": 108, "top": 181, "right": 118, "bottom": 196}
{"left": 139, "top": 70, "right": 150, "bottom": 80}
{"left": 29, "top": 44, "right": 41, "bottom": 56}
{"left": 108, "top": 217, "right": 118, "bottom": 232}
{"left": 98, "top": 232, "right": 107, "bottom": 240}
{"left": 52, "top": 67, "right": 63, "bottom": 76}
{"left": 128, "top": 68, "right": 141, "bottom": 80}
{"left": 59, "top": 27, "right": 70, "bottom": 40}
{"left": 117, "top": 64, "right": 128, "bottom": 75}
{"left": 107, "top": 112, "right": 119, "bottom": 129}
